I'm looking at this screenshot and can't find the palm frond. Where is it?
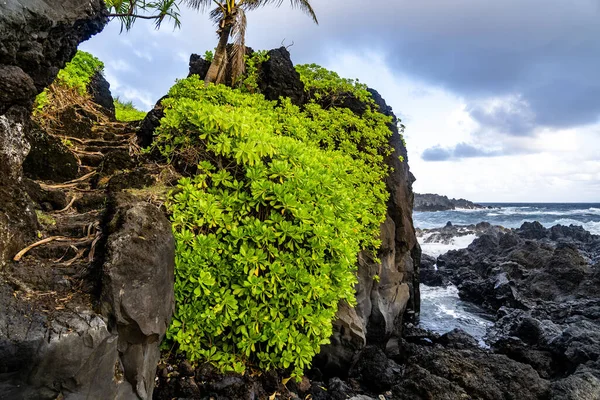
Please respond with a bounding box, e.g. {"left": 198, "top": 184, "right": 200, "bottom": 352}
{"left": 181, "top": 0, "right": 214, "bottom": 12}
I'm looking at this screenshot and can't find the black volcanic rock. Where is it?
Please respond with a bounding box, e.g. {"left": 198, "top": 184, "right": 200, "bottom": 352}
{"left": 258, "top": 47, "right": 307, "bottom": 106}
{"left": 88, "top": 71, "right": 115, "bottom": 119}
{"left": 414, "top": 192, "right": 486, "bottom": 211}
{"left": 23, "top": 124, "right": 79, "bottom": 182}
{"left": 0, "top": 0, "right": 107, "bottom": 267}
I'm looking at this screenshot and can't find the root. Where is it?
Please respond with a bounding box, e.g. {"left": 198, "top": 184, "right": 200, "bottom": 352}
{"left": 39, "top": 171, "right": 96, "bottom": 190}
{"left": 13, "top": 235, "right": 95, "bottom": 262}
{"left": 56, "top": 195, "right": 78, "bottom": 213}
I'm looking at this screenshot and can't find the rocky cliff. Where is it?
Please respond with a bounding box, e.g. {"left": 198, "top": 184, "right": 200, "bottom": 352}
{"left": 0, "top": 2, "right": 175, "bottom": 399}
{"left": 414, "top": 192, "right": 486, "bottom": 212}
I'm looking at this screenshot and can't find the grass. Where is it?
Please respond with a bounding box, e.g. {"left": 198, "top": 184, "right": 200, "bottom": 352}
{"left": 114, "top": 97, "right": 147, "bottom": 122}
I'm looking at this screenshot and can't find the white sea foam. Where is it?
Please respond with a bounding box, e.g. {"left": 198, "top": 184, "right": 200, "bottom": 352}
{"left": 547, "top": 219, "right": 600, "bottom": 235}
{"left": 419, "top": 233, "right": 478, "bottom": 257}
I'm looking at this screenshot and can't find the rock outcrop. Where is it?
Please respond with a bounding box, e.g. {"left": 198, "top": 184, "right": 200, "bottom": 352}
{"left": 315, "top": 85, "right": 420, "bottom": 378}
{"left": 0, "top": 0, "right": 107, "bottom": 267}
{"left": 421, "top": 221, "right": 600, "bottom": 397}
{"left": 143, "top": 48, "right": 421, "bottom": 379}
{"left": 0, "top": 2, "right": 177, "bottom": 398}
{"left": 414, "top": 192, "right": 486, "bottom": 211}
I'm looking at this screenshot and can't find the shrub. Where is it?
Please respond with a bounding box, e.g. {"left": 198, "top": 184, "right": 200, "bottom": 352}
{"left": 158, "top": 74, "right": 392, "bottom": 378}
{"left": 114, "top": 97, "right": 147, "bottom": 121}
{"left": 33, "top": 51, "right": 105, "bottom": 114}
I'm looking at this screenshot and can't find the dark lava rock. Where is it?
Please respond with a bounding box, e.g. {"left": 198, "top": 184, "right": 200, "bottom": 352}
{"left": 88, "top": 71, "right": 115, "bottom": 119}
{"left": 394, "top": 342, "right": 551, "bottom": 400}
{"left": 349, "top": 346, "right": 402, "bottom": 392}
{"left": 23, "top": 178, "right": 68, "bottom": 211}
{"left": 438, "top": 328, "right": 480, "bottom": 349}
{"left": 519, "top": 221, "right": 548, "bottom": 240}
{"left": 108, "top": 167, "right": 155, "bottom": 192}
{"left": 137, "top": 96, "right": 166, "bottom": 148}
{"left": 23, "top": 125, "right": 79, "bottom": 182}
{"left": 188, "top": 53, "right": 211, "bottom": 78}
{"left": 101, "top": 193, "right": 175, "bottom": 399}
{"left": 258, "top": 47, "right": 306, "bottom": 106}
{"left": 420, "top": 253, "right": 447, "bottom": 286}
{"left": 414, "top": 192, "right": 485, "bottom": 212}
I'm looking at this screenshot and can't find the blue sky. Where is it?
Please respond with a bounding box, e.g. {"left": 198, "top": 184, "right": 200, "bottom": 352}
{"left": 82, "top": 0, "right": 600, "bottom": 202}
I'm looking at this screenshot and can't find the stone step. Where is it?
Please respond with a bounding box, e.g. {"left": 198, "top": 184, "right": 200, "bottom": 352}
{"left": 26, "top": 239, "right": 95, "bottom": 260}
{"left": 73, "top": 191, "right": 107, "bottom": 213}
{"left": 78, "top": 152, "right": 104, "bottom": 167}
{"left": 82, "top": 145, "right": 129, "bottom": 154}
{"left": 47, "top": 210, "right": 102, "bottom": 237}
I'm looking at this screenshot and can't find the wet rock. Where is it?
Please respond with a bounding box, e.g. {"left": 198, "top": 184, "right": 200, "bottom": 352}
{"left": 438, "top": 328, "right": 479, "bottom": 349}
{"left": 23, "top": 124, "right": 79, "bottom": 182}
{"left": 101, "top": 193, "right": 175, "bottom": 399}
{"left": 420, "top": 253, "right": 447, "bottom": 286}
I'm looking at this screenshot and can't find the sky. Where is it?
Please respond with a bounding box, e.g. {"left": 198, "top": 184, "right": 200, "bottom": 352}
{"left": 81, "top": 0, "right": 600, "bottom": 202}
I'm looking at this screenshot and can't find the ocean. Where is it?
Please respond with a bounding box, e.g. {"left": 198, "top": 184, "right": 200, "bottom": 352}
{"left": 414, "top": 203, "right": 600, "bottom": 234}
{"left": 415, "top": 202, "right": 600, "bottom": 344}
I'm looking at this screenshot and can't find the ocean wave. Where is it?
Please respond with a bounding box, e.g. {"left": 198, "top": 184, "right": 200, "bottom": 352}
{"left": 546, "top": 219, "right": 600, "bottom": 235}
{"left": 419, "top": 234, "right": 478, "bottom": 257}
{"left": 492, "top": 208, "right": 600, "bottom": 217}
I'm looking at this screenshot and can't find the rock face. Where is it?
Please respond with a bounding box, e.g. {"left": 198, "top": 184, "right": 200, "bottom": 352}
{"left": 101, "top": 194, "right": 176, "bottom": 399}
{"left": 89, "top": 71, "right": 116, "bottom": 119}
{"left": 0, "top": 0, "right": 107, "bottom": 267}
{"left": 414, "top": 192, "right": 486, "bottom": 211}
{"left": 310, "top": 72, "right": 421, "bottom": 378}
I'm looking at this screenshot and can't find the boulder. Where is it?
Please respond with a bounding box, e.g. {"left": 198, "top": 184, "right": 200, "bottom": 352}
{"left": 101, "top": 194, "right": 176, "bottom": 399}
{"left": 258, "top": 47, "right": 306, "bottom": 106}
{"left": 22, "top": 124, "right": 79, "bottom": 182}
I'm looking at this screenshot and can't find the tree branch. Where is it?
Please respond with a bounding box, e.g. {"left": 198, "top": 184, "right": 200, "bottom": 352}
{"left": 108, "top": 13, "right": 165, "bottom": 20}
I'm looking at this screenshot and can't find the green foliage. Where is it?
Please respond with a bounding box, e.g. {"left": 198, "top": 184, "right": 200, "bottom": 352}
{"left": 238, "top": 50, "right": 270, "bottom": 93}
{"left": 106, "top": 0, "right": 181, "bottom": 31}
{"left": 204, "top": 50, "right": 214, "bottom": 63}
{"left": 295, "top": 63, "right": 373, "bottom": 107}
{"left": 33, "top": 51, "right": 104, "bottom": 113}
{"left": 157, "top": 75, "right": 391, "bottom": 378}
{"left": 56, "top": 51, "right": 105, "bottom": 94}
{"left": 114, "top": 97, "right": 147, "bottom": 121}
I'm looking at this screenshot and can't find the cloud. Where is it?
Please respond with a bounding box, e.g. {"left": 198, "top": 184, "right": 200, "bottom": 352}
{"left": 422, "top": 143, "right": 502, "bottom": 161}
{"left": 467, "top": 95, "right": 536, "bottom": 136}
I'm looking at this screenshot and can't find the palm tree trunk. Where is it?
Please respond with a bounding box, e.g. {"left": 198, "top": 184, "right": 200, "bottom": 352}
{"left": 205, "top": 24, "right": 232, "bottom": 85}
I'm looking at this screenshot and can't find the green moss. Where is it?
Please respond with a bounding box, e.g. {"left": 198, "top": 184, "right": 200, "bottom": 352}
{"left": 35, "top": 210, "right": 56, "bottom": 227}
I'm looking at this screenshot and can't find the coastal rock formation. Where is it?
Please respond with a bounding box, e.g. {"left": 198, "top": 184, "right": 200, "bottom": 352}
{"left": 0, "top": 0, "right": 107, "bottom": 267}
{"left": 414, "top": 192, "right": 486, "bottom": 211}
{"left": 421, "top": 221, "right": 600, "bottom": 397}
{"left": 141, "top": 48, "right": 421, "bottom": 378}
{"left": 0, "top": 2, "right": 177, "bottom": 398}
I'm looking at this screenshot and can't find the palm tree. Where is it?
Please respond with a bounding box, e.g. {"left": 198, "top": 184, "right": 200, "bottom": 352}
{"left": 184, "top": 0, "right": 318, "bottom": 85}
